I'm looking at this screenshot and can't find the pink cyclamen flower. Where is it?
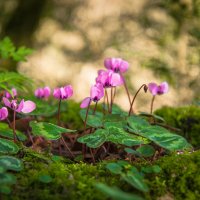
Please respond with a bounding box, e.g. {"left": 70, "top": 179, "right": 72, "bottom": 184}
{"left": 148, "top": 82, "right": 169, "bottom": 96}
{"left": 104, "top": 58, "right": 129, "bottom": 73}
{"left": 96, "top": 70, "right": 124, "bottom": 88}
{"left": 53, "top": 85, "right": 73, "bottom": 100}
{"left": 35, "top": 86, "right": 51, "bottom": 99}
{"left": 3, "top": 97, "right": 36, "bottom": 113}
{"left": 4, "top": 88, "right": 17, "bottom": 99}
{"left": 0, "top": 107, "right": 8, "bottom": 120}
{"left": 80, "top": 83, "right": 104, "bottom": 108}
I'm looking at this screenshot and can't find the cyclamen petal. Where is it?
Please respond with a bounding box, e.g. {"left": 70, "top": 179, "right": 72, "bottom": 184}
{"left": 5, "top": 88, "right": 17, "bottom": 99}
{"left": 104, "top": 58, "right": 129, "bottom": 73}
{"left": 90, "top": 84, "right": 104, "bottom": 101}
{"left": 148, "top": 83, "right": 158, "bottom": 96}
{"left": 43, "top": 86, "right": 51, "bottom": 98}
{"left": 0, "top": 107, "right": 8, "bottom": 121}
{"left": 158, "top": 82, "right": 169, "bottom": 95}
{"left": 80, "top": 97, "right": 91, "bottom": 108}
{"left": 21, "top": 100, "right": 36, "bottom": 113}
{"left": 3, "top": 97, "right": 11, "bottom": 108}
{"left": 148, "top": 82, "right": 169, "bottom": 96}
{"left": 64, "top": 85, "right": 73, "bottom": 98}
{"left": 110, "top": 72, "right": 124, "bottom": 87}
{"left": 16, "top": 99, "right": 24, "bottom": 112}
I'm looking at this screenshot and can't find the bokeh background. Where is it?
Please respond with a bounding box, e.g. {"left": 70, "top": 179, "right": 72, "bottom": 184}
{"left": 0, "top": 0, "right": 199, "bottom": 112}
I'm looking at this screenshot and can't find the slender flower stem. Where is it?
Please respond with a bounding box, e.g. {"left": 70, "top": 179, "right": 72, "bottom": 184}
{"left": 6, "top": 118, "right": 12, "bottom": 128}
{"left": 112, "top": 87, "right": 116, "bottom": 103}
{"left": 110, "top": 87, "right": 113, "bottom": 113}
{"left": 128, "top": 84, "right": 146, "bottom": 116}
{"left": 90, "top": 148, "right": 95, "bottom": 163}
{"left": 150, "top": 95, "right": 156, "bottom": 114}
{"left": 61, "top": 136, "right": 74, "bottom": 158}
{"left": 84, "top": 100, "right": 91, "bottom": 132}
{"left": 105, "top": 89, "right": 110, "bottom": 113}
{"left": 93, "top": 102, "right": 98, "bottom": 115}
{"left": 13, "top": 110, "right": 17, "bottom": 143}
{"left": 57, "top": 99, "right": 62, "bottom": 125}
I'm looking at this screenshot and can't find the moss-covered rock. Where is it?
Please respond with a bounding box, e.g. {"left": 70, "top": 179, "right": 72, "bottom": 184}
{"left": 154, "top": 105, "right": 200, "bottom": 148}
{"left": 1, "top": 148, "right": 200, "bottom": 200}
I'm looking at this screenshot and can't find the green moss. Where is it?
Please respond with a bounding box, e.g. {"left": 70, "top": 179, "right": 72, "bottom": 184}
{"left": 154, "top": 105, "right": 200, "bottom": 147}
{"left": 144, "top": 151, "right": 200, "bottom": 200}
{"left": 1, "top": 148, "right": 200, "bottom": 200}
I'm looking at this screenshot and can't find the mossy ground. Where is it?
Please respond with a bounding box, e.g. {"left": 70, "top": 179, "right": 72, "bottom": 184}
{"left": 1, "top": 148, "right": 200, "bottom": 200}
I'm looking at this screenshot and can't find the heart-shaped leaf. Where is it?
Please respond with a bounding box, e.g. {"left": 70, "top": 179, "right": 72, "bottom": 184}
{"left": 95, "top": 183, "right": 144, "bottom": 200}
{"left": 0, "top": 156, "right": 23, "bottom": 172}
{"left": 138, "top": 126, "right": 191, "bottom": 151}
{"left": 0, "top": 123, "right": 27, "bottom": 141}
{"left": 106, "top": 163, "right": 122, "bottom": 174}
{"left": 127, "top": 116, "right": 149, "bottom": 134}
{"left": 0, "top": 138, "right": 19, "bottom": 154}
{"left": 122, "top": 172, "right": 149, "bottom": 192}
{"left": 0, "top": 173, "right": 16, "bottom": 185}
{"left": 136, "top": 145, "right": 155, "bottom": 157}
{"left": 77, "top": 129, "right": 107, "bottom": 148}
{"left": 30, "top": 122, "right": 76, "bottom": 140}
{"left": 80, "top": 109, "right": 103, "bottom": 128}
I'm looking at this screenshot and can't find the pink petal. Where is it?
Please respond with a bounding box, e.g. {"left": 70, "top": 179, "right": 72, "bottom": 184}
{"left": 16, "top": 99, "right": 24, "bottom": 112}
{"left": 3, "top": 97, "right": 11, "bottom": 108}
{"left": 110, "top": 73, "right": 124, "bottom": 86}
{"left": 80, "top": 97, "right": 91, "bottom": 108}
{"left": 53, "top": 88, "right": 61, "bottom": 99}
{"left": 0, "top": 107, "right": 8, "bottom": 121}
{"left": 21, "top": 100, "right": 36, "bottom": 113}
{"left": 120, "top": 60, "right": 129, "bottom": 73}
{"left": 104, "top": 58, "right": 112, "bottom": 70}
{"left": 158, "top": 82, "right": 169, "bottom": 94}
{"left": 64, "top": 85, "right": 73, "bottom": 98}
{"left": 43, "top": 86, "right": 51, "bottom": 98}
{"left": 148, "top": 83, "right": 158, "bottom": 96}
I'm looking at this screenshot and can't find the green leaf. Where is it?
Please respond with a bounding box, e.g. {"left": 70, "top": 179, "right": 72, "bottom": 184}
{"left": 80, "top": 109, "right": 103, "bottom": 128}
{"left": 0, "top": 37, "right": 15, "bottom": 59}
{"left": 38, "top": 175, "right": 53, "bottom": 183}
{"left": 0, "top": 173, "right": 16, "bottom": 185}
{"left": 0, "top": 156, "right": 23, "bottom": 172}
{"left": 0, "top": 123, "right": 27, "bottom": 141}
{"left": 0, "top": 72, "right": 32, "bottom": 93}
{"left": 138, "top": 126, "right": 191, "bottom": 151}
{"left": 30, "top": 121, "right": 76, "bottom": 140}
{"left": 0, "top": 185, "right": 12, "bottom": 194}
{"left": 141, "top": 165, "right": 161, "bottom": 174}
{"left": 139, "top": 112, "right": 165, "bottom": 122}
{"left": 106, "top": 126, "right": 144, "bottom": 147}
{"left": 95, "top": 183, "right": 144, "bottom": 200}
{"left": 77, "top": 129, "right": 107, "bottom": 148}
{"left": 122, "top": 172, "right": 149, "bottom": 192}
{"left": 11, "top": 46, "right": 33, "bottom": 62}
{"left": 0, "top": 166, "right": 6, "bottom": 173}
{"left": 124, "top": 148, "right": 143, "bottom": 157}
{"left": 106, "top": 163, "right": 122, "bottom": 174}
{"left": 127, "top": 116, "right": 149, "bottom": 134}
{"left": 0, "top": 138, "right": 19, "bottom": 154}
{"left": 136, "top": 145, "right": 155, "bottom": 157}
{"left": 78, "top": 127, "right": 144, "bottom": 148}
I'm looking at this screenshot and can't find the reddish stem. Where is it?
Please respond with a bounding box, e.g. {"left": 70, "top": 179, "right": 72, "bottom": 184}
{"left": 84, "top": 100, "right": 91, "bottom": 132}
{"left": 93, "top": 102, "right": 98, "bottom": 115}
{"left": 13, "top": 110, "right": 17, "bottom": 143}
{"left": 128, "top": 84, "right": 146, "bottom": 116}
{"left": 150, "top": 95, "right": 156, "bottom": 114}
{"left": 57, "top": 99, "right": 62, "bottom": 125}
{"left": 105, "top": 89, "right": 110, "bottom": 113}
{"left": 61, "top": 136, "right": 74, "bottom": 158}
{"left": 110, "top": 87, "right": 113, "bottom": 113}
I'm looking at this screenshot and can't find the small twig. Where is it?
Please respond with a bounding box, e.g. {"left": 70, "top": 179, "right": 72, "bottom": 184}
{"left": 61, "top": 136, "right": 74, "bottom": 158}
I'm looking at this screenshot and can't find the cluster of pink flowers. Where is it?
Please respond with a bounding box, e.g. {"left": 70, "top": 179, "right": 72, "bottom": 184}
{"left": 34, "top": 85, "right": 73, "bottom": 100}
{"left": 80, "top": 57, "right": 129, "bottom": 108}
{"left": 0, "top": 88, "right": 36, "bottom": 121}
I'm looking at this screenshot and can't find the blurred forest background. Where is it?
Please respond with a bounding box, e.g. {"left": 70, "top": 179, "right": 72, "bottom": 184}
{"left": 0, "top": 0, "right": 199, "bottom": 111}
